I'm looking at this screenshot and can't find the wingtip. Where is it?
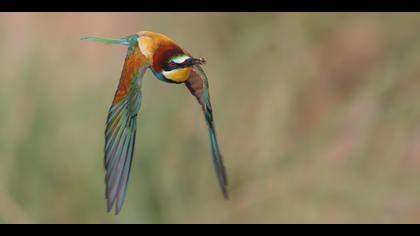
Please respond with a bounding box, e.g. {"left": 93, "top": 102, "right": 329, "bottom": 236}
{"left": 222, "top": 187, "right": 230, "bottom": 200}
{"left": 80, "top": 36, "right": 129, "bottom": 45}
{"left": 220, "top": 174, "right": 229, "bottom": 200}
{"left": 106, "top": 197, "right": 113, "bottom": 212}
{"left": 80, "top": 37, "right": 99, "bottom": 43}
{"left": 80, "top": 37, "right": 97, "bottom": 42}
{"left": 106, "top": 205, "right": 112, "bottom": 214}
{"left": 219, "top": 156, "right": 229, "bottom": 200}
{"left": 115, "top": 207, "right": 121, "bottom": 215}
{"left": 106, "top": 199, "right": 122, "bottom": 215}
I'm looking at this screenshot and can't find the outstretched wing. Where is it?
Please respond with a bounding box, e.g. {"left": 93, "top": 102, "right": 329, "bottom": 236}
{"left": 185, "top": 65, "right": 229, "bottom": 199}
{"left": 105, "top": 45, "right": 148, "bottom": 214}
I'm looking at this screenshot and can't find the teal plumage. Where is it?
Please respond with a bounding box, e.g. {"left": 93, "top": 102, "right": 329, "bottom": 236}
{"left": 104, "top": 41, "right": 147, "bottom": 214}
{"left": 104, "top": 84, "right": 141, "bottom": 214}
{"left": 81, "top": 37, "right": 129, "bottom": 45}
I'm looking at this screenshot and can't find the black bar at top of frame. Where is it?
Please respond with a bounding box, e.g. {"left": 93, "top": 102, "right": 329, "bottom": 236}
{"left": 0, "top": 0, "right": 417, "bottom": 12}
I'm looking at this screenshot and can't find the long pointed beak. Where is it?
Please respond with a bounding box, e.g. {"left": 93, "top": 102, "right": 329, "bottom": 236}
{"left": 81, "top": 37, "right": 129, "bottom": 45}
{"left": 185, "top": 57, "right": 206, "bottom": 66}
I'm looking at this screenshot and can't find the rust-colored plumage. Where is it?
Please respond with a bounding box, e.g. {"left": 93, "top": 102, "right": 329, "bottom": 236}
{"left": 152, "top": 44, "right": 184, "bottom": 72}
{"left": 113, "top": 47, "right": 147, "bottom": 104}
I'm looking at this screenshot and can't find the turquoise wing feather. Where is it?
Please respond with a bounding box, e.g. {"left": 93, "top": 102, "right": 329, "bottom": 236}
{"left": 105, "top": 81, "right": 142, "bottom": 214}
{"left": 185, "top": 65, "right": 229, "bottom": 199}
{"left": 104, "top": 41, "right": 147, "bottom": 214}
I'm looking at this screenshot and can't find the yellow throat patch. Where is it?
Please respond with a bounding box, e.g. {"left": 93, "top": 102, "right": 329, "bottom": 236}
{"left": 162, "top": 67, "right": 192, "bottom": 82}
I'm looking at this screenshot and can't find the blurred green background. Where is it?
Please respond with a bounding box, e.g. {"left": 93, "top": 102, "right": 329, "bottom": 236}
{"left": 1, "top": 13, "right": 420, "bottom": 223}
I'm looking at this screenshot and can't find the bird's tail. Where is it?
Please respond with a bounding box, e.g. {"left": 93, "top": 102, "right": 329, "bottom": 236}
{"left": 81, "top": 36, "right": 129, "bottom": 45}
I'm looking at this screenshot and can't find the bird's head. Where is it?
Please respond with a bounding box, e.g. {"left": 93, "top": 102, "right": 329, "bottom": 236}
{"left": 159, "top": 54, "right": 206, "bottom": 83}
{"left": 135, "top": 31, "right": 206, "bottom": 83}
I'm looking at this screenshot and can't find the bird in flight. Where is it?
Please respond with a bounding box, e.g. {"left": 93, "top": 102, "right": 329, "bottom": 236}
{"left": 82, "top": 31, "right": 228, "bottom": 214}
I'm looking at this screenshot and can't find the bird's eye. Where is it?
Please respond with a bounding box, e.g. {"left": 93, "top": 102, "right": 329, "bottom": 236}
{"left": 168, "top": 61, "right": 177, "bottom": 69}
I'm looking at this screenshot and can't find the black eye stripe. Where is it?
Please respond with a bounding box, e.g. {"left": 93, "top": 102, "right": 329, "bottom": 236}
{"left": 163, "top": 56, "right": 194, "bottom": 71}
{"left": 163, "top": 61, "right": 180, "bottom": 71}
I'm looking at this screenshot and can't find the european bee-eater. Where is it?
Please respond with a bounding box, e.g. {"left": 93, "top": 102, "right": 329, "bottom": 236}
{"left": 82, "top": 31, "right": 228, "bottom": 214}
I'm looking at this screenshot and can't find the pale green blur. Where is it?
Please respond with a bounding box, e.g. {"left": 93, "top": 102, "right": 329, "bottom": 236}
{"left": 1, "top": 13, "right": 420, "bottom": 223}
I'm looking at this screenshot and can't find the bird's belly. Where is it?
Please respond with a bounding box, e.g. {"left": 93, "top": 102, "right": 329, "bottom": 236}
{"left": 162, "top": 68, "right": 192, "bottom": 83}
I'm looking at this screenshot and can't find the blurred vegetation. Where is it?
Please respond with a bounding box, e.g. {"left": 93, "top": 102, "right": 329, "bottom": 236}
{"left": 1, "top": 13, "right": 420, "bottom": 223}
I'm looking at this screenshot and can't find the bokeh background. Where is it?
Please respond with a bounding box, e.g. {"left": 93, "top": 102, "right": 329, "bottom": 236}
{"left": 1, "top": 13, "right": 420, "bottom": 223}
